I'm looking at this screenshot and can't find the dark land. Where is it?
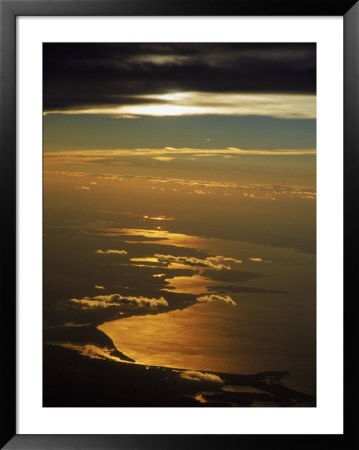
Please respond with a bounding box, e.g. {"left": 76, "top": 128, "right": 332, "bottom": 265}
{"left": 43, "top": 341, "right": 315, "bottom": 408}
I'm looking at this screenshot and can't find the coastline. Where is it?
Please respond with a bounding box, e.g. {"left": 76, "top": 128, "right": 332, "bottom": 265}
{"left": 43, "top": 338, "right": 315, "bottom": 407}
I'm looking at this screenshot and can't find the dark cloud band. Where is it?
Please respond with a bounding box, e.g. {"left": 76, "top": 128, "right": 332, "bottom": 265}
{"left": 43, "top": 43, "right": 316, "bottom": 112}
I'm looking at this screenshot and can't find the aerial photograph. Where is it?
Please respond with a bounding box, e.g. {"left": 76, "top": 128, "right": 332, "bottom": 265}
{"left": 43, "top": 43, "right": 316, "bottom": 407}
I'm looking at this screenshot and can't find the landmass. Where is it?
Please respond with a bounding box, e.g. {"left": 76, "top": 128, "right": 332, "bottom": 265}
{"left": 43, "top": 328, "right": 315, "bottom": 407}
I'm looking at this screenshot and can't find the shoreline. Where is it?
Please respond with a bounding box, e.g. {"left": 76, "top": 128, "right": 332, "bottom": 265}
{"left": 43, "top": 342, "right": 315, "bottom": 407}
{"left": 44, "top": 322, "right": 315, "bottom": 399}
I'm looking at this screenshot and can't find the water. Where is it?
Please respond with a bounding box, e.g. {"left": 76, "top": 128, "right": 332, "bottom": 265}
{"left": 44, "top": 150, "right": 316, "bottom": 400}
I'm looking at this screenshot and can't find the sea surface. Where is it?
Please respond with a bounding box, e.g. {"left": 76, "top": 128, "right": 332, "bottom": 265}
{"left": 98, "top": 238, "right": 316, "bottom": 396}
{"left": 43, "top": 148, "right": 316, "bottom": 403}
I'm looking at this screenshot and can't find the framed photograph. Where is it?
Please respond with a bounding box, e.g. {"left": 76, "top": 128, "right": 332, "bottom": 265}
{"left": 1, "top": 0, "right": 356, "bottom": 448}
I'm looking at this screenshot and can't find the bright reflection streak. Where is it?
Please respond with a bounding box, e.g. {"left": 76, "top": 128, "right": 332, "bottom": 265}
{"left": 130, "top": 257, "right": 160, "bottom": 263}
{"left": 91, "top": 227, "right": 212, "bottom": 250}
{"left": 98, "top": 300, "right": 316, "bottom": 397}
{"left": 98, "top": 302, "right": 247, "bottom": 373}
{"left": 162, "top": 274, "right": 219, "bottom": 295}
{"left": 143, "top": 215, "right": 174, "bottom": 221}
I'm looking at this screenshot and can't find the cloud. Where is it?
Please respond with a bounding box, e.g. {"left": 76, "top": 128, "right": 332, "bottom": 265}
{"left": 153, "top": 273, "right": 165, "bottom": 278}
{"left": 94, "top": 285, "right": 105, "bottom": 289}
{"left": 180, "top": 370, "right": 224, "bottom": 384}
{"left": 130, "top": 257, "right": 160, "bottom": 264}
{"left": 96, "top": 249, "right": 128, "bottom": 255}
{"left": 45, "top": 147, "right": 316, "bottom": 159}
{"left": 243, "top": 193, "right": 276, "bottom": 201}
{"left": 46, "top": 170, "right": 88, "bottom": 177}
{"left": 46, "top": 150, "right": 316, "bottom": 198}
{"left": 75, "top": 185, "right": 90, "bottom": 190}
{"left": 152, "top": 156, "right": 174, "bottom": 161}
{"left": 143, "top": 215, "right": 174, "bottom": 221}
{"left": 248, "top": 257, "right": 272, "bottom": 263}
{"left": 154, "top": 254, "right": 242, "bottom": 270}
{"left": 69, "top": 293, "right": 168, "bottom": 310}
{"left": 196, "top": 294, "right": 237, "bottom": 306}
{"left": 45, "top": 92, "right": 316, "bottom": 119}
{"left": 44, "top": 43, "right": 316, "bottom": 114}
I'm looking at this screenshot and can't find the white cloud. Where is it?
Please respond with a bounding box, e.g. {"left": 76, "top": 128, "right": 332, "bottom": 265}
{"left": 44, "top": 151, "right": 316, "bottom": 200}
{"left": 180, "top": 370, "right": 224, "bottom": 384}
{"left": 69, "top": 293, "right": 168, "bottom": 310}
{"left": 45, "top": 91, "right": 316, "bottom": 119}
{"left": 154, "top": 254, "right": 242, "bottom": 270}
{"left": 46, "top": 147, "right": 316, "bottom": 159}
{"left": 130, "top": 257, "right": 160, "bottom": 263}
{"left": 248, "top": 257, "right": 272, "bottom": 263}
{"left": 153, "top": 156, "right": 174, "bottom": 161}
{"left": 196, "top": 294, "right": 237, "bottom": 306}
{"left": 96, "top": 249, "right": 128, "bottom": 255}
{"left": 45, "top": 170, "right": 88, "bottom": 177}
{"left": 243, "top": 192, "right": 276, "bottom": 201}
{"left": 143, "top": 215, "right": 174, "bottom": 221}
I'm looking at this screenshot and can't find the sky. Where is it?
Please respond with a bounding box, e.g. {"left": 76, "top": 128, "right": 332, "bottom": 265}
{"left": 43, "top": 43, "right": 316, "bottom": 399}
{"left": 43, "top": 43, "right": 316, "bottom": 150}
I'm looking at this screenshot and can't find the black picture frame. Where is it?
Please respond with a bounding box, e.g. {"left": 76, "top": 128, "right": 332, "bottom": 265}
{"left": 1, "top": 0, "right": 357, "bottom": 448}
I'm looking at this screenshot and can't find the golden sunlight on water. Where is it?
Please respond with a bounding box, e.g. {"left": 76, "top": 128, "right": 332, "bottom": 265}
{"left": 98, "top": 300, "right": 315, "bottom": 396}
{"left": 94, "top": 227, "right": 213, "bottom": 250}
{"left": 43, "top": 43, "right": 317, "bottom": 409}
{"left": 162, "top": 275, "right": 220, "bottom": 294}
